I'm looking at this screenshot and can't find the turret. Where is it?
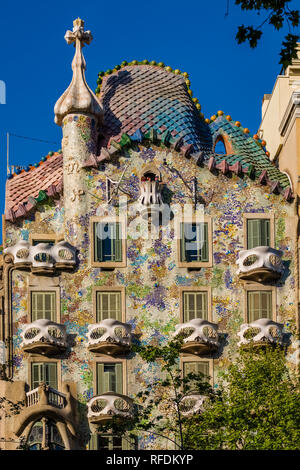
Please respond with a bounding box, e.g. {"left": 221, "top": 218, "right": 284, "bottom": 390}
{"left": 54, "top": 18, "right": 103, "bottom": 249}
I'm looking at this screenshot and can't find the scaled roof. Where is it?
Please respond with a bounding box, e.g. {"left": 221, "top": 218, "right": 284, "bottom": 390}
{"left": 4, "top": 63, "right": 293, "bottom": 222}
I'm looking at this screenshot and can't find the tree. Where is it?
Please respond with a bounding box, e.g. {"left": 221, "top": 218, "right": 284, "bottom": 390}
{"left": 231, "top": 0, "right": 300, "bottom": 68}
{"left": 96, "top": 342, "right": 299, "bottom": 450}
{"left": 184, "top": 346, "right": 300, "bottom": 450}
{"left": 96, "top": 338, "right": 213, "bottom": 450}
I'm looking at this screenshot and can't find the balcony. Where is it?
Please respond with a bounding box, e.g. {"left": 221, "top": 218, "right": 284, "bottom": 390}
{"left": 237, "top": 318, "right": 284, "bottom": 349}
{"left": 237, "top": 246, "right": 284, "bottom": 283}
{"left": 87, "top": 319, "right": 132, "bottom": 355}
{"left": 15, "top": 382, "right": 76, "bottom": 438}
{"left": 173, "top": 319, "right": 219, "bottom": 355}
{"left": 87, "top": 392, "right": 134, "bottom": 424}
{"left": 179, "top": 395, "right": 206, "bottom": 416}
{"left": 139, "top": 179, "right": 163, "bottom": 220}
{"left": 4, "top": 240, "right": 76, "bottom": 274}
{"left": 20, "top": 319, "right": 67, "bottom": 356}
{"left": 26, "top": 384, "right": 66, "bottom": 409}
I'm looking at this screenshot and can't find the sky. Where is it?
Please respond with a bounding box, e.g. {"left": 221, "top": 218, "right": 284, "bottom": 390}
{"left": 0, "top": 0, "right": 299, "bottom": 243}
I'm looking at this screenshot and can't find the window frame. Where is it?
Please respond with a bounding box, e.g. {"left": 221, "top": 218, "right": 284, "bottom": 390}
{"left": 90, "top": 216, "right": 127, "bottom": 268}
{"left": 89, "top": 433, "right": 135, "bottom": 450}
{"left": 93, "top": 358, "right": 127, "bottom": 396}
{"left": 28, "top": 357, "right": 61, "bottom": 391}
{"left": 28, "top": 286, "right": 61, "bottom": 324}
{"left": 177, "top": 216, "right": 213, "bottom": 268}
{"left": 29, "top": 233, "right": 64, "bottom": 245}
{"left": 92, "top": 286, "right": 126, "bottom": 323}
{"left": 244, "top": 285, "right": 276, "bottom": 323}
{"left": 180, "top": 357, "right": 213, "bottom": 386}
{"left": 179, "top": 286, "right": 212, "bottom": 322}
{"left": 243, "top": 213, "right": 275, "bottom": 250}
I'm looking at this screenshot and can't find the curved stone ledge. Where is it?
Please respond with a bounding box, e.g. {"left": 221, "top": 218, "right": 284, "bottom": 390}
{"left": 236, "top": 246, "right": 284, "bottom": 283}
{"left": 237, "top": 318, "right": 284, "bottom": 348}
{"left": 173, "top": 319, "right": 219, "bottom": 355}
{"left": 4, "top": 240, "right": 76, "bottom": 273}
{"left": 87, "top": 319, "right": 132, "bottom": 355}
{"left": 87, "top": 392, "right": 134, "bottom": 424}
{"left": 21, "top": 319, "right": 67, "bottom": 356}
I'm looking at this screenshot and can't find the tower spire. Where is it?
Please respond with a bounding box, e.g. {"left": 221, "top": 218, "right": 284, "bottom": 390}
{"left": 54, "top": 18, "right": 102, "bottom": 126}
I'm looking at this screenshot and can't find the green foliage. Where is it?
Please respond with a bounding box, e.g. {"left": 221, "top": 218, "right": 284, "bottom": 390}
{"left": 184, "top": 346, "right": 300, "bottom": 450}
{"left": 234, "top": 0, "right": 300, "bottom": 67}
{"left": 95, "top": 338, "right": 299, "bottom": 450}
{"left": 96, "top": 338, "right": 212, "bottom": 450}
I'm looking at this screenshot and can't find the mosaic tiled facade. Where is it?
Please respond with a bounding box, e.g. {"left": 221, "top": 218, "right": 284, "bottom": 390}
{"left": 0, "top": 19, "right": 299, "bottom": 450}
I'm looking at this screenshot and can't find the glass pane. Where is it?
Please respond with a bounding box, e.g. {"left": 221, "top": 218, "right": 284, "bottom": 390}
{"left": 184, "top": 223, "right": 208, "bottom": 262}
{"left": 97, "top": 292, "right": 121, "bottom": 321}
{"left": 183, "top": 292, "right": 208, "bottom": 321}
{"left": 31, "top": 292, "right": 56, "bottom": 321}
{"left": 248, "top": 291, "right": 272, "bottom": 322}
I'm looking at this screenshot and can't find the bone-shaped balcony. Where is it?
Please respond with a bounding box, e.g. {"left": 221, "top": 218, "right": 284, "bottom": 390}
{"left": 139, "top": 179, "right": 163, "bottom": 219}
{"left": 237, "top": 318, "right": 284, "bottom": 349}
{"left": 21, "top": 319, "right": 67, "bottom": 355}
{"left": 237, "top": 246, "right": 284, "bottom": 282}
{"left": 4, "top": 240, "right": 76, "bottom": 273}
{"left": 87, "top": 392, "right": 134, "bottom": 424}
{"left": 87, "top": 319, "right": 132, "bottom": 355}
{"left": 179, "top": 395, "right": 207, "bottom": 416}
{"left": 173, "top": 319, "right": 219, "bottom": 355}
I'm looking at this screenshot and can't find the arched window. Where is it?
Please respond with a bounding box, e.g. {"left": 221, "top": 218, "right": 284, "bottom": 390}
{"left": 141, "top": 171, "right": 159, "bottom": 182}
{"left": 214, "top": 137, "right": 227, "bottom": 155}
{"left": 27, "top": 419, "right": 65, "bottom": 450}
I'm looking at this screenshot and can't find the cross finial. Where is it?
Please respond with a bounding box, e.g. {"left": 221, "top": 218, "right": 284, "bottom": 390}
{"left": 64, "top": 17, "right": 93, "bottom": 49}
{"left": 54, "top": 19, "right": 102, "bottom": 126}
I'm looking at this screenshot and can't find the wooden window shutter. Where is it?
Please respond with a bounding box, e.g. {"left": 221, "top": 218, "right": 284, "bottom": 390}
{"left": 261, "top": 219, "right": 270, "bottom": 246}
{"left": 32, "top": 363, "right": 43, "bottom": 389}
{"left": 97, "top": 363, "right": 105, "bottom": 395}
{"left": 200, "top": 223, "right": 209, "bottom": 261}
{"left": 196, "top": 361, "right": 209, "bottom": 378}
{"left": 114, "top": 223, "right": 122, "bottom": 262}
{"left": 88, "top": 434, "right": 98, "bottom": 450}
{"left": 122, "top": 436, "right": 135, "bottom": 450}
{"left": 180, "top": 223, "right": 186, "bottom": 262}
{"left": 247, "top": 219, "right": 260, "bottom": 249}
{"left": 31, "top": 292, "right": 56, "bottom": 321}
{"left": 94, "top": 223, "right": 103, "bottom": 262}
{"left": 97, "top": 292, "right": 121, "bottom": 321}
{"left": 115, "top": 363, "right": 123, "bottom": 394}
{"left": 45, "top": 363, "right": 57, "bottom": 389}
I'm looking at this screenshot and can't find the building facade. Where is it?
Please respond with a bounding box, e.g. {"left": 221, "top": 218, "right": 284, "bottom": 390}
{"left": 0, "top": 19, "right": 299, "bottom": 450}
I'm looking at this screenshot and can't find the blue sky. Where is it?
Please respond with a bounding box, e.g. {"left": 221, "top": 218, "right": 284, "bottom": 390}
{"left": 0, "top": 0, "right": 299, "bottom": 242}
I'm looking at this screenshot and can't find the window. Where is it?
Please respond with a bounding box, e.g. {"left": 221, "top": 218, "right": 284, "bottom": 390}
{"left": 94, "top": 222, "right": 122, "bottom": 263}
{"left": 27, "top": 419, "right": 64, "bottom": 450}
{"left": 96, "top": 291, "right": 122, "bottom": 322}
{"left": 97, "top": 363, "right": 123, "bottom": 395}
{"left": 180, "top": 223, "right": 209, "bottom": 263}
{"left": 32, "top": 240, "right": 55, "bottom": 246}
{"left": 214, "top": 139, "right": 226, "bottom": 155}
{"left": 31, "top": 362, "right": 58, "bottom": 390}
{"left": 247, "top": 219, "right": 270, "bottom": 249}
{"left": 183, "top": 361, "right": 210, "bottom": 379}
{"left": 31, "top": 291, "right": 56, "bottom": 321}
{"left": 183, "top": 291, "right": 208, "bottom": 321}
{"left": 183, "top": 361, "right": 210, "bottom": 391}
{"left": 89, "top": 434, "right": 135, "bottom": 450}
{"left": 247, "top": 291, "right": 272, "bottom": 322}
